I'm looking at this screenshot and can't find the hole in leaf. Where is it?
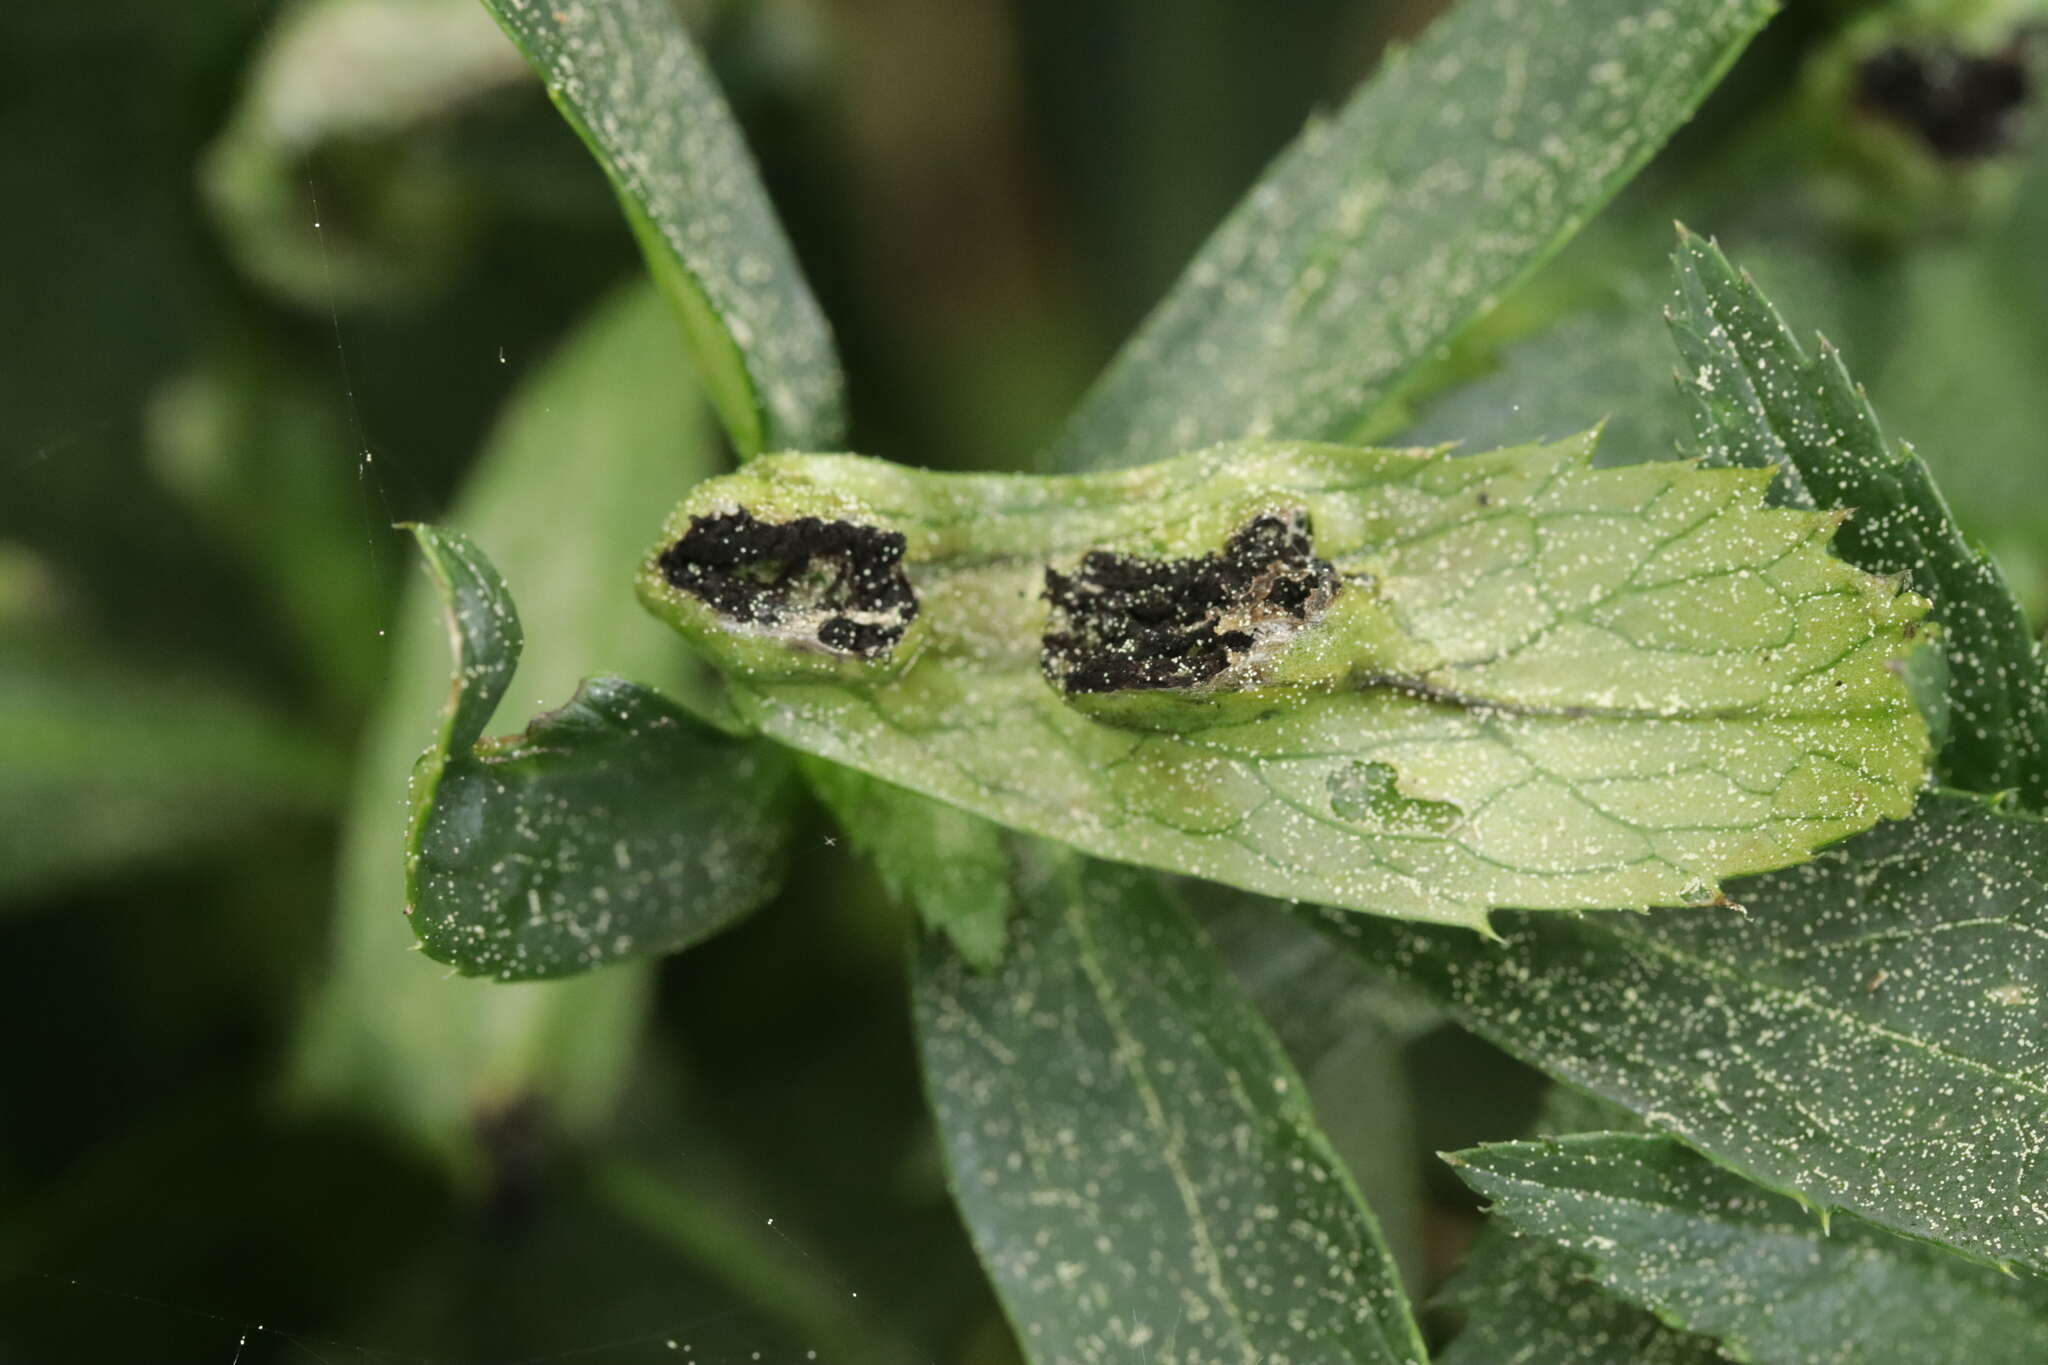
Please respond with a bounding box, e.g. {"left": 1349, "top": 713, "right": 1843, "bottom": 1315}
{"left": 1324, "top": 760, "right": 1460, "bottom": 833}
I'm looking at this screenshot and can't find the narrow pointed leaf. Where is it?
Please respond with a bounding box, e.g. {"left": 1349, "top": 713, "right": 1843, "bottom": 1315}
{"left": 1322, "top": 789, "right": 2048, "bottom": 1268}
{"left": 478, "top": 0, "right": 844, "bottom": 454}
{"left": 1669, "top": 230, "right": 2048, "bottom": 804}
{"left": 914, "top": 850, "right": 1427, "bottom": 1365}
{"left": 405, "top": 524, "right": 797, "bottom": 980}
{"left": 644, "top": 437, "right": 1927, "bottom": 926}
{"left": 1047, "top": 0, "right": 1778, "bottom": 472}
{"left": 1437, "top": 1087, "right": 1721, "bottom": 1365}
{"left": 1451, "top": 1134, "right": 2048, "bottom": 1364}
{"left": 1437, "top": 1222, "right": 1725, "bottom": 1365}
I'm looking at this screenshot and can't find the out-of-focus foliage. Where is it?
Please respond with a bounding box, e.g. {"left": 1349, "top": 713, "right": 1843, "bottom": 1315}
{"left": 7, "top": 0, "right": 2048, "bottom": 1361}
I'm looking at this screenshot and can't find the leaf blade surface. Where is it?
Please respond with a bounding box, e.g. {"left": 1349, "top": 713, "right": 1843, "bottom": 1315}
{"left": 1048, "top": 0, "right": 1778, "bottom": 471}
{"left": 646, "top": 438, "right": 1928, "bottom": 924}
{"left": 1322, "top": 790, "right": 2048, "bottom": 1268}
{"left": 479, "top": 0, "right": 844, "bottom": 453}
{"left": 1451, "top": 1133, "right": 2048, "bottom": 1364}
{"left": 914, "top": 850, "right": 1427, "bottom": 1365}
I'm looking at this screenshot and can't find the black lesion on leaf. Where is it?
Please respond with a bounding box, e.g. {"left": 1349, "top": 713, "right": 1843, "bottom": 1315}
{"left": 1041, "top": 510, "right": 1337, "bottom": 694}
{"left": 1854, "top": 39, "right": 2035, "bottom": 161}
{"left": 658, "top": 508, "right": 917, "bottom": 657}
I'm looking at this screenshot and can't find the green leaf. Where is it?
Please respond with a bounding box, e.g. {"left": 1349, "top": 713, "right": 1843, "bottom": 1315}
{"left": 1450, "top": 1134, "right": 2048, "bottom": 1364}
{"left": 1668, "top": 230, "right": 2048, "bottom": 804}
{"left": 1199, "top": 899, "right": 1431, "bottom": 1293}
{"left": 1437, "top": 1219, "right": 1726, "bottom": 1365}
{"left": 293, "top": 285, "right": 766, "bottom": 1161}
{"left": 478, "top": 0, "right": 844, "bottom": 455}
{"left": 404, "top": 524, "right": 797, "bottom": 980}
{"left": 1045, "top": 0, "right": 1778, "bottom": 472}
{"left": 802, "top": 757, "right": 1011, "bottom": 970}
{"left": 913, "top": 848, "right": 1428, "bottom": 1365}
{"left": 0, "top": 627, "right": 341, "bottom": 904}
{"left": 643, "top": 436, "right": 1928, "bottom": 927}
{"left": 1321, "top": 789, "right": 2048, "bottom": 1269}
{"left": 202, "top": 0, "right": 530, "bottom": 310}
{"left": 1437, "top": 1086, "right": 1731, "bottom": 1365}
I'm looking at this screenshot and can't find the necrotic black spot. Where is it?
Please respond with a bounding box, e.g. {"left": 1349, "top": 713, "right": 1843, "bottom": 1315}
{"left": 1041, "top": 510, "right": 1337, "bottom": 694}
{"left": 658, "top": 509, "right": 917, "bottom": 658}
{"left": 1855, "top": 40, "right": 2033, "bottom": 161}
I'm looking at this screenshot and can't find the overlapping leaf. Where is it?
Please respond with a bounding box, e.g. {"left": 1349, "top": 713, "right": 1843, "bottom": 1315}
{"left": 478, "top": 0, "right": 843, "bottom": 455}
{"left": 1322, "top": 790, "right": 2048, "bottom": 1269}
{"left": 1047, "top": 0, "right": 1778, "bottom": 471}
{"left": 1450, "top": 1134, "right": 2048, "bottom": 1363}
{"left": 1437, "top": 1220, "right": 1725, "bottom": 1365}
{"left": 1437, "top": 1089, "right": 1720, "bottom": 1365}
{"left": 1668, "top": 230, "right": 2048, "bottom": 803}
{"left": 914, "top": 849, "right": 1426, "bottom": 1365}
{"left": 404, "top": 524, "right": 796, "bottom": 980}
{"left": 645, "top": 436, "right": 1927, "bottom": 927}
{"left": 295, "top": 288, "right": 773, "bottom": 1155}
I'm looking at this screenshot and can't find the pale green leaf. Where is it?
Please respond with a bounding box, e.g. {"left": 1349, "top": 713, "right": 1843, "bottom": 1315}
{"left": 913, "top": 848, "right": 1427, "bottom": 1365}
{"left": 293, "top": 286, "right": 763, "bottom": 1161}
{"left": 1047, "top": 0, "right": 1778, "bottom": 472}
{"left": 643, "top": 436, "right": 1928, "bottom": 927}
{"left": 403, "top": 524, "right": 798, "bottom": 980}
{"left": 478, "top": 0, "right": 844, "bottom": 454}
{"left": 1668, "top": 229, "right": 2048, "bottom": 805}
{"left": 1321, "top": 789, "right": 2048, "bottom": 1269}
{"left": 203, "top": 0, "right": 530, "bottom": 309}
{"left": 1450, "top": 1134, "right": 2048, "bottom": 1364}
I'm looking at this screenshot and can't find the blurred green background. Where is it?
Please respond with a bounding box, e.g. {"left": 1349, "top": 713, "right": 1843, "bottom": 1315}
{"left": 3, "top": 1, "right": 2043, "bottom": 1361}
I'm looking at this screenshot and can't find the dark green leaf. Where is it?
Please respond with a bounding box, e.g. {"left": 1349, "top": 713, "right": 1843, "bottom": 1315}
{"left": 1437, "top": 1220, "right": 1725, "bottom": 1365}
{"left": 1047, "top": 0, "right": 1778, "bottom": 472}
{"left": 478, "top": 0, "right": 844, "bottom": 454}
{"left": 1437, "top": 1086, "right": 1728, "bottom": 1365}
{"left": 1321, "top": 789, "right": 2048, "bottom": 1269}
{"left": 1451, "top": 1134, "right": 2048, "bottom": 1364}
{"left": 1668, "top": 229, "right": 2048, "bottom": 804}
{"left": 404, "top": 524, "right": 796, "bottom": 980}
{"left": 1199, "top": 900, "right": 1431, "bottom": 1292}
{"left": 914, "top": 849, "right": 1427, "bottom": 1365}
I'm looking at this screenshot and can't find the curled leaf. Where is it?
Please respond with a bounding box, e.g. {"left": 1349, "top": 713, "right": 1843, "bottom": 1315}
{"left": 405, "top": 524, "right": 798, "bottom": 980}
